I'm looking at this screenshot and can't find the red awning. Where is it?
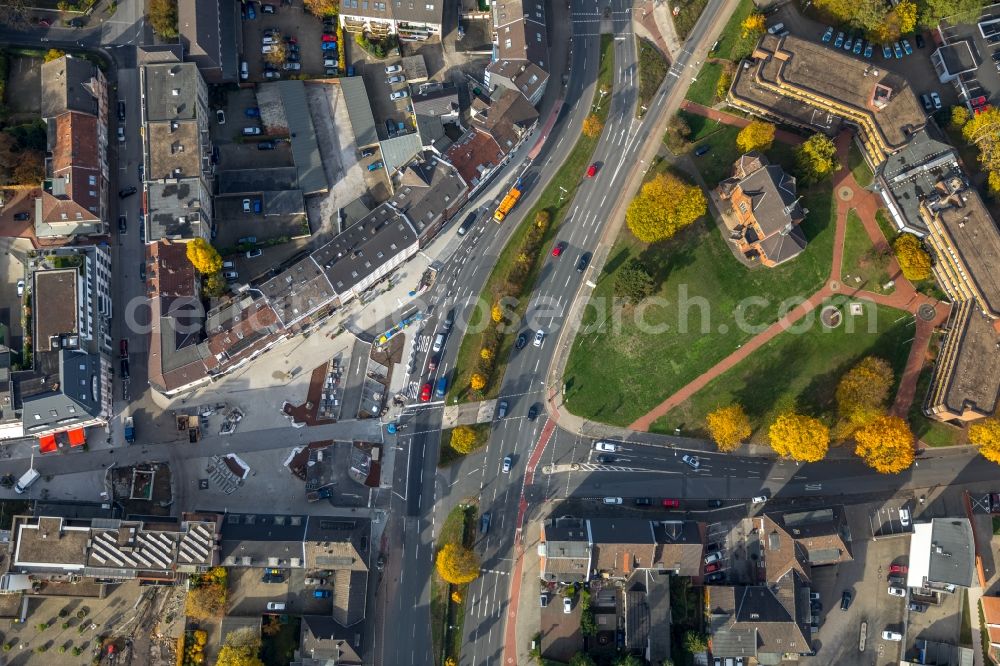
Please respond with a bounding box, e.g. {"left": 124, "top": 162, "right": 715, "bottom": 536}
{"left": 67, "top": 428, "right": 86, "bottom": 447}
{"left": 38, "top": 434, "right": 57, "bottom": 453}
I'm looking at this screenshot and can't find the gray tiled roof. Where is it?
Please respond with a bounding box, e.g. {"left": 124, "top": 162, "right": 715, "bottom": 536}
{"left": 929, "top": 518, "right": 975, "bottom": 587}
{"left": 40, "top": 56, "right": 100, "bottom": 118}
{"left": 879, "top": 130, "right": 959, "bottom": 236}
{"left": 339, "top": 77, "right": 379, "bottom": 148}
{"left": 276, "top": 81, "right": 327, "bottom": 195}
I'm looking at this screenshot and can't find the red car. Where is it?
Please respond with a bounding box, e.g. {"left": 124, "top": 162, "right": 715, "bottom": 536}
{"left": 704, "top": 562, "right": 721, "bottom": 573}
{"left": 119, "top": 339, "right": 128, "bottom": 358}
{"left": 586, "top": 164, "right": 597, "bottom": 178}
{"left": 322, "top": 33, "right": 336, "bottom": 42}
{"left": 889, "top": 564, "right": 908, "bottom": 574}
{"left": 420, "top": 383, "right": 431, "bottom": 402}
{"left": 551, "top": 241, "right": 567, "bottom": 257}
{"left": 662, "top": 499, "right": 680, "bottom": 508}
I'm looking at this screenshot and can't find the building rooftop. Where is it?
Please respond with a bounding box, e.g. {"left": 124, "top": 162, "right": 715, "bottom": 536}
{"left": 147, "top": 119, "right": 204, "bottom": 180}
{"left": 380, "top": 133, "right": 423, "bottom": 177}
{"left": 731, "top": 34, "right": 925, "bottom": 158}
{"left": 34, "top": 269, "right": 78, "bottom": 353}
{"left": 487, "top": 59, "right": 548, "bottom": 103}
{"left": 494, "top": 0, "right": 547, "bottom": 66}
{"left": 444, "top": 129, "right": 504, "bottom": 188}
{"left": 275, "top": 81, "right": 327, "bottom": 196}
{"left": 339, "top": 77, "right": 379, "bottom": 148}
{"left": 217, "top": 167, "right": 300, "bottom": 194}
{"left": 258, "top": 256, "right": 336, "bottom": 328}
{"left": 143, "top": 62, "right": 202, "bottom": 122}
{"left": 13, "top": 517, "right": 89, "bottom": 569}
{"left": 40, "top": 56, "right": 101, "bottom": 118}
{"left": 18, "top": 349, "right": 104, "bottom": 434}
{"left": 927, "top": 302, "right": 1000, "bottom": 425}
{"left": 880, "top": 130, "right": 960, "bottom": 236}
{"left": 471, "top": 87, "right": 539, "bottom": 153}
{"left": 936, "top": 41, "right": 978, "bottom": 76}
{"left": 146, "top": 179, "right": 209, "bottom": 240}
{"left": 389, "top": 157, "right": 467, "bottom": 237}
{"left": 177, "top": 0, "right": 240, "bottom": 83}
{"left": 401, "top": 55, "right": 429, "bottom": 83}
{"left": 299, "top": 615, "right": 363, "bottom": 664}
{"left": 540, "top": 517, "right": 592, "bottom": 582}
{"left": 928, "top": 518, "right": 975, "bottom": 587}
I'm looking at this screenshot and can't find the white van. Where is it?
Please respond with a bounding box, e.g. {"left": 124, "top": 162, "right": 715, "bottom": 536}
{"left": 432, "top": 333, "right": 445, "bottom": 353}
{"left": 266, "top": 602, "right": 286, "bottom": 611}
{"left": 14, "top": 468, "right": 40, "bottom": 494}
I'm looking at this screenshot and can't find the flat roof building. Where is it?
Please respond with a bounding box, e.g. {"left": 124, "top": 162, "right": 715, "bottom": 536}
{"left": 177, "top": 0, "right": 241, "bottom": 83}
{"left": 339, "top": 0, "right": 442, "bottom": 41}
{"left": 339, "top": 76, "right": 379, "bottom": 148}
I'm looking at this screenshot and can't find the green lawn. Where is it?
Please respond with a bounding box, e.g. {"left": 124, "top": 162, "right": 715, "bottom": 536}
{"left": 637, "top": 38, "right": 669, "bottom": 117}
{"left": 684, "top": 61, "right": 724, "bottom": 107}
{"left": 670, "top": 0, "right": 709, "bottom": 40}
{"left": 438, "top": 423, "right": 491, "bottom": 467}
{"left": 563, "top": 179, "right": 836, "bottom": 427}
{"left": 841, "top": 210, "right": 893, "bottom": 293}
{"left": 875, "top": 208, "right": 897, "bottom": 243}
{"left": 713, "top": 0, "right": 758, "bottom": 62}
{"left": 664, "top": 110, "right": 731, "bottom": 155}
{"left": 652, "top": 302, "right": 914, "bottom": 439}
{"left": 848, "top": 140, "right": 874, "bottom": 188}
{"left": 907, "top": 361, "right": 966, "bottom": 448}
{"left": 689, "top": 124, "right": 742, "bottom": 185}
{"left": 449, "top": 35, "right": 614, "bottom": 402}
{"left": 993, "top": 516, "right": 1000, "bottom": 535}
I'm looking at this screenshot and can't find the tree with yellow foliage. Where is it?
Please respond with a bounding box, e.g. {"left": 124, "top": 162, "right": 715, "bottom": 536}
{"left": 895, "top": 0, "right": 918, "bottom": 34}
{"left": 491, "top": 303, "right": 504, "bottom": 323}
{"left": 436, "top": 543, "right": 480, "bottom": 585}
{"left": 961, "top": 106, "right": 1000, "bottom": 193}
{"left": 854, "top": 415, "right": 914, "bottom": 473}
{"left": 893, "top": 233, "right": 932, "bottom": 281}
{"left": 186, "top": 238, "right": 223, "bottom": 275}
{"left": 969, "top": 418, "right": 1000, "bottom": 464}
{"left": 44, "top": 49, "right": 65, "bottom": 62}
{"left": 582, "top": 114, "right": 604, "bottom": 139}
{"left": 768, "top": 412, "right": 829, "bottom": 463}
{"left": 480, "top": 348, "right": 494, "bottom": 363}
{"left": 216, "top": 628, "right": 264, "bottom": 666}
{"left": 626, "top": 172, "right": 706, "bottom": 243}
{"left": 951, "top": 105, "right": 970, "bottom": 129}
{"left": 795, "top": 133, "right": 838, "bottom": 184}
{"left": 736, "top": 120, "right": 775, "bottom": 154}
{"left": 304, "top": 0, "right": 338, "bottom": 16}
{"left": 450, "top": 426, "right": 478, "bottom": 454}
{"left": 535, "top": 210, "right": 551, "bottom": 231}
{"left": 705, "top": 404, "right": 751, "bottom": 452}
{"left": 470, "top": 373, "right": 486, "bottom": 392}
{"left": 451, "top": 590, "right": 463, "bottom": 603}
{"left": 741, "top": 13, "right": 766, "bottom": 38}
{"left": 836, "top": 356, "right": 894, "bottom": 431}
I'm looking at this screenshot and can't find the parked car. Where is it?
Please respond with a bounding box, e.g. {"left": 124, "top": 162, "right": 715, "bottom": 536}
{"left": 563, "top": 597, "right": 573, "bottom": 614}
{"left": 257, "top": 141, "right": 276, "bottom": 150}
{"left": 117, "top": 215, "right": 126, "bottom": 233}
{"left": 930, "top": 92, "right": 942, "bottom": 110}
{"left": 881, "top": 631, "right": 902, "bottom": 641}
{"left": 502, "top": 455, "right": 512, "bottom": 473}
{"left": 915, "top": 33, "right": 925, "bottom": 48}
{"left": 16, "top": 280, "right": 24, "bottom": 298}
{"left": 390, "top": 90, "right": 409, "bottom": 101}
{"left": 247, "top": 248, "right": 263, "bottom": 259}
{"left": 262, "top": 3, "right": 276, "bottom": 12}
{"left": 241, "top": 61, "right": 249, "bottom": 79}
{"left": 117, "top": 126, "right": 125, "bottom": 142}
{"left": 694, "top": 144, "right": 710, "bottom": 156}
{"left": 323, "top": 58, "right": 337, "bottom": 68}
{"left": 705, "top": 572, "right": 725, "bottom": 583}
{"left": 821, "top": 26, "right": 833, "bottom": 42}
{"left": 540, "top": 594, "right": 550, "bottom": 607}
{"left": 266, "top": 602, "right": 285, "bottom": 611}
{"left": 118, "top": 100, "right": 126, "bottom": 121}
{"left": 242, "top": 126, "right": 262, "bottom": 136}
{"left": 596, "top": 454, "right": 616, "bottom": 463}
{"left": 385, "top": 64, "right": 403, "bottom": 74}
{"left": 883, "top": 44, "right": 893, "bottom": 59}
{"left": 224, "top": 271, "right": 239, "bottom": 281}
{"left": 889, "top": 564, "right": 908, "bottom": 574}
{"left": 242, "top": 198, "right": 252, "bottom": 213}
{"left": 603, "top": 497, "right": 623, "bottom": 505}
{"left": 752, "top": 494, "right": 769, "bottom": 504}
{"left": 264, "top": 70, "right": 281, "bottom": 79}
{"left": 908, "top": 602, "right": 928, "bottom": 612}
{"left": 14, "top": 212, "right": 30, "bottom": 222}
{"left": 864, "top": 42, "right": 873, "bottom": 58}
{"left": 809, "top": 592, "right": 821, "bottom": 601}
{"left": 515, "top": 332, "right": 528, "bottom": 349}
{"left": 662, "top": 499, "right": 680, "bottom": 508}
{"left": 480, "top": 512, "right": 491, "bottom": 534}
{"left": 887, "top": 586, "right": 907, "bottom": 597}
{"left": 853, "top": 38, "right": 864, "bottom": 55}
{"left": 921, "top": 93, "right": 933, "bottom": 112}
{"left": 899, "top": 508, "right": 911, "bottom": 527}
{"left": 304, "top": 577, "right": 327, "bottom": 585}
{"left": 633, "top": 497, "right": 652, "bottom": 507}
{"left": 245, "top": 107, "right": 260, "bottom": 117}
{"left": 834, "top": 32, "right": 844, "bottom": 48}
{"left": 246, "top": 1, "right": 256, "bottom": 18}
{"left": 767, "top": 22, "right": 785, "bottom": 35}
{"left": 238, "top": 236, "right": 257, "bottom": 244}
{"left": 367, "top": 161, "right": 384, "bottom": 172}
{"left": 119, "top": 186, "right": 137, "bottom": 198}
{"left": 705, "top": 562, "right": 721, "bottom": 573}
{"left": 893, "top": 42, "right": 904, "bottom": 58}
{"left": 322, "top": 41, "right": 337, "bottom": 50}
{"left": 901, "top": 38, "right": 913, "bottom": 55}
{"left": 420, "top": 383, "right": 431, "bottom": 402}
{"left": 387, "top": 74, "right": 405, "bottom": 84}
{"left": 843, "top": 34, "right": 853, "bottom": 50}
{"left": 682, "top": 454, "right": 700, "bottom": 470}
{"left": 497, "top": 400, "right": 508, "bottom": 419}
{"left": 841, "top": 590, "right": 852, "bottom": 610}
{"left": 322, "top": 33, "right": 337, "bottom": 42}
{"left": 705, "top": 552, "right": 722, "bottom": 565}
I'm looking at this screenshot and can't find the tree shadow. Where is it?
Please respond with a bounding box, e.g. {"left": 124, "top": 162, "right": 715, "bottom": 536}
{"left": 636, "top": 219, "right": 701, "bottom": 291}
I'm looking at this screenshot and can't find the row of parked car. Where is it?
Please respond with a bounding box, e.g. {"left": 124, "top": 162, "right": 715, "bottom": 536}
{"left": 820, "top": 25, "right": 925, "bottom": 60}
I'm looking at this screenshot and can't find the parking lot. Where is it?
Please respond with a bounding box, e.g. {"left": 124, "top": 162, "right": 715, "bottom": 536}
{"left": 870, "top": 502, "right": 913, "bottom": 538}
{"left": 802, "top": 503, "right": 912, "bottom": 666}
{"left": 227, "top": 567, "right": 334, "bottom": 617}
{"left": 210, "top": 86, "right": 295, "bottom": 169}
{"left": 705, "top": 517, "right": 755, "bottom": 585}
{"left": 939, "top": 15, "right": 1000, "bottom": 108}
{"left": 241, "top": 3, "right": 333, "bottom": 82}
{"left": 0, "top": 237, "right": 32, "bottom": 350}
{"left": 360, "top": 58, "right": 416, "bottom": 140}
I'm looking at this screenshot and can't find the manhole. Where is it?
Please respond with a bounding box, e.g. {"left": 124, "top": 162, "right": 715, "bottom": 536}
{"left": 838, "top": 186, "right": 854, "bottom": 201}
{"left": 918, "top": 303, "right": 937, "bottom": 321}
{"left": 821, "top": 305, "right": 843, "bottom": 328}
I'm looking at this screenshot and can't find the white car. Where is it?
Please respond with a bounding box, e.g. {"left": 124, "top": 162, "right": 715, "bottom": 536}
{"left": 887, "top": 586, "right": 907, "bottom": 597}
{"left": 602, "top": 497, "right": 622, "bottom": 505}
{"left": 117, "top": 126, "right": 125, "bottom": 142}
{"left": 752, "top": 494, "right": 769, "bottom": 504}
{"left": 502, "top": 455, "right": 512, "bottom": 474}
{"left": 323, "top": 58, "right": 337, "bottom": 67}
{"left": 283, "top": 62, "right": 301, "bottom": 71}
{"left": 930, "top": 92, "right": 942, "bottom": 110}
{"left": 387, "top": 74, "right": 405, "bottom": 84}
{"left": 809, "top": 592, "right": 820, "bottom": 601}
{"left": 242, "top": 127, "right": 261, "bottom": 136}
{"left": 262, "top": 44, "right": 275, "bottom": 54}
{"left": 242, "top": 198, "right": 252, "bottom": 213}
{"left": 881, "top": 630, "right": 902, "bottom": 641}
{"left": 240, "top": 61, "right": 249, "bottom": 80}
{"left": 390, "top": 90, "right": 409, "bottom": 101}
{"left": 216, "top": 109, "right": 226, "bottom": 124}
{"left": 682, "top": 454, "right": 700, "bottom": 470}
{"left": 533, "top": 330, "right": 545, "bottom": 347}
{"left": 899, "top": 508, "right": 911, "bottom": 527}
{"left": 266, "top": 602, "right": 286, "bottom": 611}
{"left": 767, "top": 22, "right": 785, "bottom": 35}
{"left": 704, "top": 551, "right": 722, "bottom": 565}
{"left": 16, "top": 279, "right": 24, "bottom": 297}
{"left": 385, "top": 64, "right": 403, "bottom": 74}
{"left": 563, "top": 597, "right": 572, "bottom": 614}
{"left": 594, "top": 440, "right": 618, "bottom": 453}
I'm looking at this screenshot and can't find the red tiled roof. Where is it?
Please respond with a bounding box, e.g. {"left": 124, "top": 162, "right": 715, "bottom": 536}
{"left": 148, "top": 240, "right": 197, "bottom": 297}
{"left": 444, "top": 130, "right": 504, "bottom": 186}
{"left": 983, "top": 597, "right": 1000, "bottom": 627}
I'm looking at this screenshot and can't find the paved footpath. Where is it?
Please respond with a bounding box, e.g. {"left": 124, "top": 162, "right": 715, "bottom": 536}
{"left": 629, "top": 130, "right": 950, "bottom": 432}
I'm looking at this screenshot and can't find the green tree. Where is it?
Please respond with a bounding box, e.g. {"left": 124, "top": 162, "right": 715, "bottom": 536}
{"left": 626, "top": 172, "right": 706, "bottom": 243}
{"left": 614, "top": 258, "right": 654, "bottom": 304}
{"left": 683, "top": 630, "right": 707, "bottom": 653}
{"left": 147, "top": 0, "right": 178, "bottom": 38}
{"left": 920, "top": 0, "right": 985, "bottom": 27}
{"left": 582, "top": 114, "right": 604, "bottom": 138}
{"left": 569, "top": 654, "right": 597, "bottom": 666}
{"left": 203, "top": 271, "right": 227, "bottom": 298}
{"left": 835, "top": 356, "right": 894, "bottom": 431}
{"left": 216, "top": 628, "right": 264, "bottom": 666}
{"left": 795, "top": 133, "right": 839, "bottom": 183}
{"left": 304, "top": 0, "right": 338, "bottom": 15}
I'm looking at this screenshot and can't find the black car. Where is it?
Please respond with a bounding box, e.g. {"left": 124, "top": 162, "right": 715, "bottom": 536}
{"left": 443, "top": 309, "right": 455, "bottom": 333}
{"left": 361, "top": 148, "right": 377, "bottom": 158}
{"left": 908, "top": 602, "right": 928, "bottom": 612}
{"left": 596, "top": 454, "right": 616, "bottom": 463}
{"left": 708, "top": 499, "right": 723, "bottom": 508}
{"left": 118, "top": 215, "right": 127, "bottom": 233}
{"left": 527, "top": 403, "right": 539, "bottom": 420}
{"left": 139, "top": 261, "right": 146, "bottom": 281}
{"left": 705, "top": 572, "right": 725, "bottom": 583}
{"left": 694, "top": 145, "right": 710, "bottom": 156}
{"left": 120, "top": 358, "right": 130, "bottom": 379}
{"left": 118, "top": 101, "right": 126, "bottom": 122}
{"left": 480, "top": 512, "right": 491, "bottom": 534}
{"left": 119, "top": 186, "right": 137, "bottom": 198}
{"left": 515, "top": 332, "right": 528, "bottom": 349}
{"left": 841, "top": 590, "right": 853, "bottom": 611}
{"left": 257, "top": 141, "right": 276, "bottom": 150}
{"left": 633, "top": 497, "right": 652, "bottom": 506}
{"left": 576, "top": 253, "right": 591, "bottom": 272}
{"left": 68, "top": 17, "right": 84, "bottom": 27}
{"left": 811, "top": 601, "right": 822, "bottom": 614}
{"left": 705, "top": 542, "right": 720, "bottom": 554}
{"left": 914, "top": 33, "right": 925, "bottom": 48}
{"left": 13, "top": 212, "right": 29, "bottom": 221}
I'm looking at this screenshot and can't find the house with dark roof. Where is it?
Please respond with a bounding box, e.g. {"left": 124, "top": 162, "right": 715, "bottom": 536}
{"left": 388, "top": 155, "right": 468, "bottom": 245}
{"left": 339, "top": 0, "right": 442, "bottom": 41}
{"left": 486, "top": 0, "right": 549, "bottom": 105}
{"left": 292, "top": 616, "right": 364, "bottom": 665}
{"left": 719, "top": 153, "right": 807, "bottom": 267}
{"left": 36, "top": 56, "right": 109, "bottom": 240}
{"left": 539, "top": 516, "right": 592, "bottom": 583}
{"left": 623, "top": 569, "right": 671, "bottom": 664}
{"left": 412, "top": 83, "right": 462, "bottom": 151}
{"left": 177, "top": 0, "right": 241, "bottom": 83}
{"left": 756, "top": 508, "right": 853, "bottom": 584}
{"left": 470, "top": 87, "right": 539, "bottom": 155}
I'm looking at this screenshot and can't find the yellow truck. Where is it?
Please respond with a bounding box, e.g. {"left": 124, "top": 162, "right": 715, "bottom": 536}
{"left": 493, "top": 186, "right": 522, "bottom": 222}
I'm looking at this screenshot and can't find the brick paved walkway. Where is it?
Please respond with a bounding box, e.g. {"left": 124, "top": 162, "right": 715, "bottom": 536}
{"left": 629, "top": 130, "right": 950, "bottom": 431}
{"left": 680, "top": 100, "right": 806, "bottom": 145}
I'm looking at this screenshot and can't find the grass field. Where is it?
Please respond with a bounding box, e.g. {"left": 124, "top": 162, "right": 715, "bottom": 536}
{"left": 841, "top": 210, "right": 893, "bottom": 293}
{"left": 907, "top": 361, "right": 966, "bottom": 448}
{"left": 449, "top": 34, "right": 614, "bottom": 402}
{"left": 848, "top": 141, "right": 874, "bottom": 188}
{"left": 431, "top": 504, "right": 476, "bottom": 666}
{"left": 563, "top": 177, "right": 836, "bottom": 427}
{"left": 689, "top": 124, "right": 742, "bottom": 185}
{"left": 438, "top": 423, "right": 491, "bottom": 467}
{"left": 637, "top": 38, "right": 669, "bottom": 116}
{"left": 671, "top": 0, "right": 709, "bottom": 40}
{"left": 684, "top": 61, "right": 725, "bottom": 107}
{"left": 651, "top": 302, "right": 914, "bottom": 439}
{"left": 713, "top": 0, "right": 758, "bottom": 62}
